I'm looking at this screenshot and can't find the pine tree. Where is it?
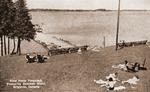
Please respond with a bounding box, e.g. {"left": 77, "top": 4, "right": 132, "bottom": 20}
{"left": 6, "top": 0, "right": 16, "bottom": 55}
{"left": 0, "top": 0, "right": 4, "bottom": 56}
{"left": 0, "top": 0, "right": 16, "bottom": 56}
{"left": 0, "top": 0, "right": 36, "bottom": 56}
{"left": 14, "top": 0, "right": 36, "bottom": 55}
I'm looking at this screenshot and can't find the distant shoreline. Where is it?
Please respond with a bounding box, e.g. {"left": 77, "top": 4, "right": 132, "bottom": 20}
{"left": 29, "top": 9, "right": 150, "bottom": 12}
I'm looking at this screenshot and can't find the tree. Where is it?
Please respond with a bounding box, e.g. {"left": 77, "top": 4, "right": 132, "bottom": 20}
{"left": 0, "top": 0, "right": 4, "bottom": 56}
{"left": 14, "top": 0, "right": 36, "bottom": 55}
{"left": 0, "top": 0, "right": 16, "bottom": 56}
{"left": 0, "top": 0, "right": 36, "bottom": 56}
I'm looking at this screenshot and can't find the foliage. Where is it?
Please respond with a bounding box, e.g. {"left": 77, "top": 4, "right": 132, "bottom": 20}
{"left": 0, "top": 0, "right": 37, "bottom": 56}
{"left": 14, "top": 0, "right": 36, "bottom": 41}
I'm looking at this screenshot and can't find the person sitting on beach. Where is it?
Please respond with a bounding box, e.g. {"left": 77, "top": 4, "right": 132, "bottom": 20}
{"left": 37, "top": 54, "right": 49, "bottom": 63}
{"left": 120, "top": 60, "right": 138, "bottom": 72}
{"left": 25, "top": 54, "right": 36, "bottom": 63}
{"left": 77, "top": 48, "right": 82, "bottom": 54}
{"left": 119, "top": 40, "right": 125, "bottom": 49}
{"left": 132, "top": 62, "right": 140, "bottom": 72}
{"left": 42, "top": 55, "right": 49, "bottom": 61}
{"left": 126, "top": 61, "right": 147, "bottom": 72}
{"left": 127, "top": 62, "right": 141, "bottom": 72}
{"left": 106, "top": 72, "right": 120, "bottom": 81}
{"left": 68, "top": 48, "right": 71, "bottom": 53}
{"left": 124, "top": 60, "right": 130, "bottom": 71}
{"left": 37, "top": 54, "right": 44, "bottom": 63}
{"left": 132, "top": 62, "right": 147, "bottom": 72}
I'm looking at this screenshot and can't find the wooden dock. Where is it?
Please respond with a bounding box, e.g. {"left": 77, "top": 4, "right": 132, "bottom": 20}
{"left": 52, "top": 36, "right": 77, "bottom": 47}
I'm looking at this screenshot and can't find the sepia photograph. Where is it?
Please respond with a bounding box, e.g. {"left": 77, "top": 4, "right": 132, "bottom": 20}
{"left": 0, "top": 0, "right": 150, "bottom": 92}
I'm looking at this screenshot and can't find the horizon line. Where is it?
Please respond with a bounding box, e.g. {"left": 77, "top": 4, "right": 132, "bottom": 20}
{"left": 29, "top": 8, "right": 150, "bottom": 11}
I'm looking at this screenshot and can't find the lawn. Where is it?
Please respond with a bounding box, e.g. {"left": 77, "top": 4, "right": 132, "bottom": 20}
{"left": 0, "top": 45, "right": 150, "bottom": 92}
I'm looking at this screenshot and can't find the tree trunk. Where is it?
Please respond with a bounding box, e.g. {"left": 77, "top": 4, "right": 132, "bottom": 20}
{"left": 8, "top": 37, "right": 10, "bottom": 54}
{"left": 0, "top": 36, "right": 3, "bottom": 56}
{"left": 19, "top": 39, "right": 21, "bottom": 55}
{"left": 11, "top": 38, "right": 16, "bottom": 54}
{"left": 17, "top": 38, "right": 19, "bottom": 54}
{"left": 17, "top": 37, "right": 21, "bottom": 55}
{"left": 3, "top": 35, "right": 7, "bottom": 55}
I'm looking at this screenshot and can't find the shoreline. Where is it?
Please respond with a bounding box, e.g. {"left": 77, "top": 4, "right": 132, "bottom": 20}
{"left": 30, "top": 9, "right": 150, "bottom": 12}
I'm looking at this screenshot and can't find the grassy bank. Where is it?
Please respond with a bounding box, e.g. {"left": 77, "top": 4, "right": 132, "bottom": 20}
{"left": 0, "top": 45, "right": 150, "bottom": 92}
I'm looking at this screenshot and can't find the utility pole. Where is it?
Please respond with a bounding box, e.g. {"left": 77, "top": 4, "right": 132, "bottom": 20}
{"left": 116, "top": 0, "right": 121, "bottom": 51}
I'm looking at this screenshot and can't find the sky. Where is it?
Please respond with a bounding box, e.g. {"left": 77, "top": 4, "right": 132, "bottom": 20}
{"left": 25, "top": 0, "right": 150, "bottom": 10}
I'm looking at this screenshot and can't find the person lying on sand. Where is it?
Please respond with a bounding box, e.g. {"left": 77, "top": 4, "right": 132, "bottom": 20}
{"left": 94, "top": 73, "right": 126, "bottom": 91}
{"left": 122, "top": 75, "right": 140, "bottom": 85}
{"left": 112, "top": 60, "right": 129, "bottom": 71}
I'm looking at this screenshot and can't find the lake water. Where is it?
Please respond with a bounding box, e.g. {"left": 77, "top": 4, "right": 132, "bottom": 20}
{"left": 30, "top": 10, "right": 150, "bottom": 47}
